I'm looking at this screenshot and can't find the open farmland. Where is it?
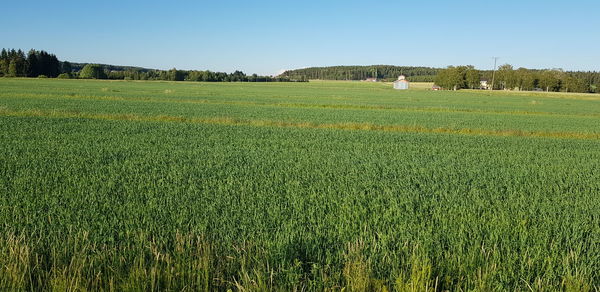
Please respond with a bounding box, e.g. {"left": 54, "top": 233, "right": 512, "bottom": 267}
{"left": 0, "top": 79, "right": 599, "bottom": 291}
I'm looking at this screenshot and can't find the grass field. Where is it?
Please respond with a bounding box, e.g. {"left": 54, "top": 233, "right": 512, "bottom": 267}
{"left": 1, "top": 78, "right": 599, "bottom": 291}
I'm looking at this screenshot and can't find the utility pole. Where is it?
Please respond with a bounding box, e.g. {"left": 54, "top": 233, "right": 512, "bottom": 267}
{"left": 490, "top": 57, "right": 499, "bottom": 90}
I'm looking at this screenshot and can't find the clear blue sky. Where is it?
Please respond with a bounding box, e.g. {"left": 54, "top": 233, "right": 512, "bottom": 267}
{"left": 1, "top": 0, "right": 598, "bottom": 75}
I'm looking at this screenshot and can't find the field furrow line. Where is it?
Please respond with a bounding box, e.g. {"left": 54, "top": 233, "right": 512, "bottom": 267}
{"left": 1, "top": 107, "right": 599, "bottom": 140}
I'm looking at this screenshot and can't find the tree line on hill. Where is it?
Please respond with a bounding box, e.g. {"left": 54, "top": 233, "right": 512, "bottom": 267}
{"left": 68, "top": 62, "right": 153, "bottom": 73}
{"left": 0, "top": 48, "right": 303, "bottom": 82}
{"left": 434, "top": 65, "right": 600, "bottom": 93}
{"left": 103, "top": 68, "right": 297, "bottom": 82}
{"left": 76, "top": 64, "right": 298, "bottom": 82}
{"left": 280, "top": 65, "right": 440, "bottom": 82}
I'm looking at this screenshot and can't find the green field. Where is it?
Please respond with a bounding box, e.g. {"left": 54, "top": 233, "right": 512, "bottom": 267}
{"left": 1, "top": 78, "right": 599, "bottom": 291}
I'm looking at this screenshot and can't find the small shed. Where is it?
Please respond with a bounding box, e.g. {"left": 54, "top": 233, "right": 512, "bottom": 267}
{"left": 480, "top": 79, "right": 489, "bottom": 90}
{"left": 393, "top": 75, "right": 409, "bottom": 90}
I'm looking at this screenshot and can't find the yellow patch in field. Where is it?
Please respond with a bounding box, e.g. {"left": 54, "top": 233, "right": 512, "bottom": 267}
{"left": 1, "top": 107, "right": 598, "bottom": 141}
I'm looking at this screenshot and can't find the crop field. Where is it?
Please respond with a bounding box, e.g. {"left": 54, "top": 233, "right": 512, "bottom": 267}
{"left": 0, "top": 78, "right": 599, "bottom": 291}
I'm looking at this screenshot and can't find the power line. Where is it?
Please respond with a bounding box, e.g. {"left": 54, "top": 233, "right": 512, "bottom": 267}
{"left": 490, "top": 57, "right": 499, "bottom": 90}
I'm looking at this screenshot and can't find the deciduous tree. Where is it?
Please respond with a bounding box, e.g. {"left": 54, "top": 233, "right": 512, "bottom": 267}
{"left": 79, "top": 64, "right": 107, "bottom": 79}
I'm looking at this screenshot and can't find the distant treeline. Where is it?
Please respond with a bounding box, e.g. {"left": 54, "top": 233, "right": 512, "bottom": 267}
{"left": 4, "top": 48, "right": 599, "bottom": 91}
{"left": 280, "top": 65, "right": 440, "bottom": 82}
{"left": 435, "top": 65, "right": 600, "bottom": 93}
{"left": 104, "top": 69, "right": 298, "bottom": 82}
{"left": 0, "top": 48, "right": 303, "bottom": 82}
{"left": 68, "top": 62, "right": 153, "bottom": 73}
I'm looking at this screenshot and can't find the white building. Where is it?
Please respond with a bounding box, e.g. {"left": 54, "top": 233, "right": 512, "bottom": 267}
{"left": 480, "top": 79, "right": 489, "bottom": 90}
{"left": 393, "top": 75, "right": 409, "bottom": 90}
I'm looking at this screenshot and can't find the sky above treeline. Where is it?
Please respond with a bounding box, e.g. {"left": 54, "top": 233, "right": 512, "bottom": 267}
{"left": 2, "top": 0, "right": 598, "bottom": 75}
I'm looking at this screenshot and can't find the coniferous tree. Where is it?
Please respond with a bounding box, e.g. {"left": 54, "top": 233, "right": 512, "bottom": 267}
{"left": 27, "top": 49, "right": 40, "bottom": 77}
{"left": 48, "top": 54, "right": 60, "bottom": 77}
{"left": 62, "top": 61, "right": 72, "bottom": 74}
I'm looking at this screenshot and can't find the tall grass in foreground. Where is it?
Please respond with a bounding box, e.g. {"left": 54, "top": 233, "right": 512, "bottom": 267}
{"left": 0, "top": 231, "right": 596, "bottom": 291}
{"left": 1, "top": 115, "right": 599, "bottom": 290}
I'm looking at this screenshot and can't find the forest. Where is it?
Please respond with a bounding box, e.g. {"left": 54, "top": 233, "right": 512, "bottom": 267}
{"left": 280, "top": 65, "right": 440, "bottom": 82}
{"left": 0, "top": 49, "right": 65, "bottom": 78}
{"left": 0, "top": 48, "right": 302, "bottom": 82}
